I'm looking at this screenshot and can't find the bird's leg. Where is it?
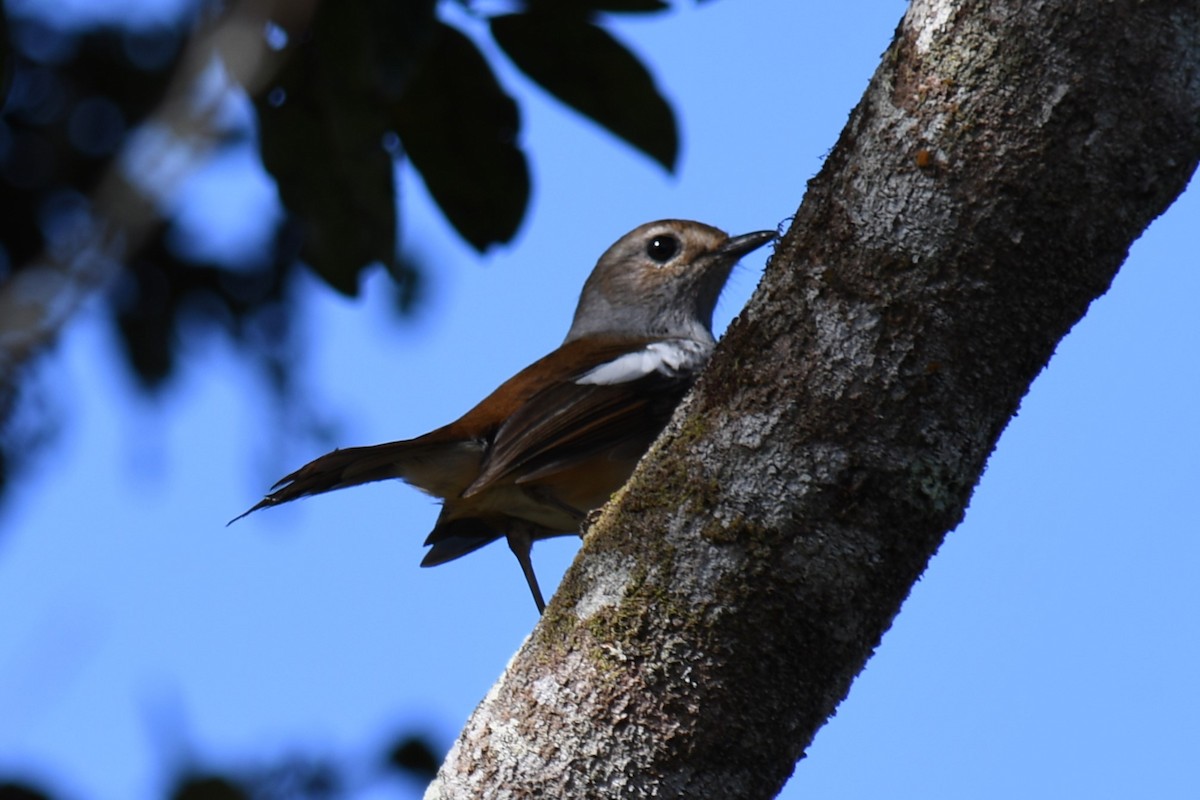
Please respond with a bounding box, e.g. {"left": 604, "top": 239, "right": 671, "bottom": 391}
{"left": 506, "top": 525, "right": 547, "bottom": 614}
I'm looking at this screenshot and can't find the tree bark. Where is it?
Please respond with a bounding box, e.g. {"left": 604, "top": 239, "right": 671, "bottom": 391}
{"left": 426, "top": 1, "right": 1200, "bottom": 797}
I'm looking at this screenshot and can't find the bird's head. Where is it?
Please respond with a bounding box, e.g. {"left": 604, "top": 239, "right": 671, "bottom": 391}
{"left": 566, "top": 220, "right": 775, "bottom": 343}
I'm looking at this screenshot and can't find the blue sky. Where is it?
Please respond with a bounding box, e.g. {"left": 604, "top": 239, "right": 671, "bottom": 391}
{"left": 0, "top": 1, "right": 1197, "bottom": 798}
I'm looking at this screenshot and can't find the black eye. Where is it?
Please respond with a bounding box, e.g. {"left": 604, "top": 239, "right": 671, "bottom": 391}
{"left": 645, "top": 235, "right": 679, "bottom": 263}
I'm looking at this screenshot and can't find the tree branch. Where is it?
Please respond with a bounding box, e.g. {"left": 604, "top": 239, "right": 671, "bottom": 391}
{"left": 427, "top": 1, "right": 1199, "bottom": 797}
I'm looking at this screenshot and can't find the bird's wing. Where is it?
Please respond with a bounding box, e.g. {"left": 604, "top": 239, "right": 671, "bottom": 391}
{"left": 463, "top": 340, "right": 701, "bottom": 499}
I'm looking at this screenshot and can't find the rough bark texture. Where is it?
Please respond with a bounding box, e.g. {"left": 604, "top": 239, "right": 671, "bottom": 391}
{"left": 426, "top": 1, "right": 1200, "bottom": 798}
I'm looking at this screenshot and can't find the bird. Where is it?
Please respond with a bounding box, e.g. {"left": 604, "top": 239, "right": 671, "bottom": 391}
{"left": 232, "top": 220, "right": 775, "bottom": 613}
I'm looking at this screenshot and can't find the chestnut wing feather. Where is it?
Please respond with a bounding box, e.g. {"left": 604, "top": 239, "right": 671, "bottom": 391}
{"left": 464, "top": 368, "right": 695, "bottom": 498}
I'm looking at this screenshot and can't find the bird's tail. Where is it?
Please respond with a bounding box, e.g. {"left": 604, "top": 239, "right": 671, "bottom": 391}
{"left": 229, "top": 439, "right": 473, "bottom": 524}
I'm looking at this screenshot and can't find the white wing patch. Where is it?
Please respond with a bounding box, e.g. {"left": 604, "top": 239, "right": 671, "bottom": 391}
{"left": 576, "top": 339, "right": 712, "bottom": 386}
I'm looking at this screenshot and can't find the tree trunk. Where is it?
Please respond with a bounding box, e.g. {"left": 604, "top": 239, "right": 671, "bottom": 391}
{"left": 425, "top": 1, "right": 1200, "bottom": 797}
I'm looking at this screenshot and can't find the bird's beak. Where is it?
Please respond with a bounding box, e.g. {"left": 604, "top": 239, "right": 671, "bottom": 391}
{"left": 719, "top": 229, "right": 776, "bottom": 259}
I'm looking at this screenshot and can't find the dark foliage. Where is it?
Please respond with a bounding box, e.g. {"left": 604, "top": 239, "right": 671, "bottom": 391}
{"left": 491, "top": 11, "right": 677, "bottom": 171}
{"left": 0, "top": 781, "right": 54, "bottom": 800}
{"left": 0, "top": 728, "right": 443, "bottom": 799}
{"left": 0, "top": 0, "right": 680, "bottom": 504}
{"left": 384, "top": 734, "right": 442, "bottom": 783}
{"left": 169, "top": 757, "right": 339, "bottom": 800}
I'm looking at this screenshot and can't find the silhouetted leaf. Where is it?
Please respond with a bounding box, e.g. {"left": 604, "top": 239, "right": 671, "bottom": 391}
{"left": 256, "top": 98, "right": 391, "bottom": 296}
{"left": 526, "top": 0, "right": 670, "bottom": 11}
{"left": 0, "top": 780, "right": 55, "bottom": 800}
{"left": 393, "top": 23, "right": 529, "bottom": 251}
{"left": 255, "top": 1, "right": 437, "bottom": 295}
{"left": 113, "top": 236, "right": 179, "bottom": 388}
{"left": 385, "top": 733, "right": 442, "bottom": 782}
{"left": 108, "top": 225, "right": 298, "bottom": 390}
{"left": 490, "top": 12, "right": 678, "bottom": 171}
{"left": 0, "top": 10, "right": 12, "bottom": 105}
{"left": 169, "top": 775, "right": 248, "bottom": 800}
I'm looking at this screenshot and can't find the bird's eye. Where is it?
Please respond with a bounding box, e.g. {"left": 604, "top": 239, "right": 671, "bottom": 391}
{"left": 645, "top": 235, "right": 679, "bottom": 263}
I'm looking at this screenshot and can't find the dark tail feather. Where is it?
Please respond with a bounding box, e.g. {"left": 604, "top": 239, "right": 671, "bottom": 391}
{"left": 229, "top": 442, "right": 419, "bottom": 525}
{"left": 420, "top": 517, "right": 500, "bottom": 566}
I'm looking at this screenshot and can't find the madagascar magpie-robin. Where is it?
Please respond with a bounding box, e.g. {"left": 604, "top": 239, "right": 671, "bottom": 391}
{"left": 234, "top": 220, "right": 774, "bottom": 612}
